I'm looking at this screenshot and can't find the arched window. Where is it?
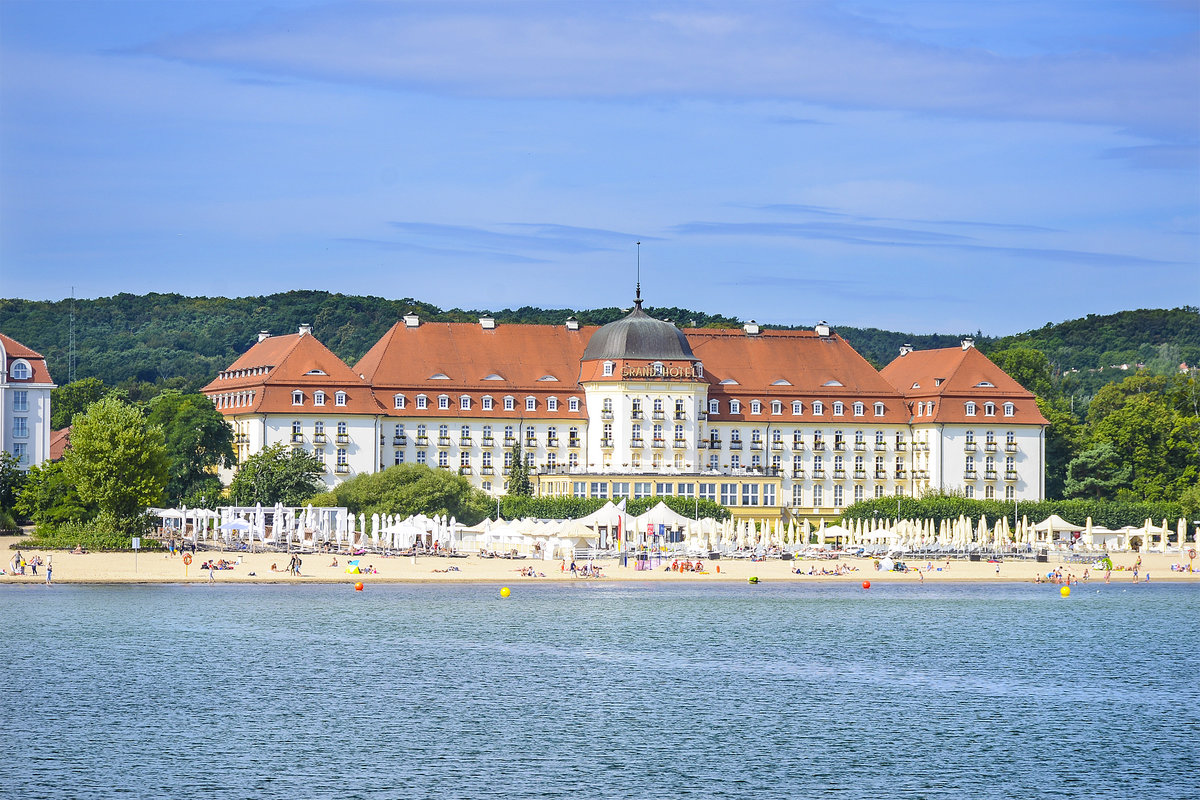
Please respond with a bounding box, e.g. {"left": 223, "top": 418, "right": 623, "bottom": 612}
{"left": 10, "top": 361, "right": 31, "bottom": 380}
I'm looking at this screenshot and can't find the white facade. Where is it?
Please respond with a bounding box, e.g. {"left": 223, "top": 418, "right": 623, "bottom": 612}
{"left": 0, "top": 337, "right": 55, "bottom": 470}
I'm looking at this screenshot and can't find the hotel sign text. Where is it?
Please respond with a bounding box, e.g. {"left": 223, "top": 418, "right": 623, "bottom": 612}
{"left": 621, "top": 365, "right": 698, "bottom": 380}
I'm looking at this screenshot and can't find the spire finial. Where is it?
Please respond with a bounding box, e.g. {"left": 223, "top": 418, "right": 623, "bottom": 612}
{"left": 635, "top": 241, "right": 642, "bottom": 309}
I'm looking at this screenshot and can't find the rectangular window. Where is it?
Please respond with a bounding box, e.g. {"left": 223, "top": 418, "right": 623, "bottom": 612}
{"left": 394, "top": 450, "right": 404, "bottom": 465}
{"left": 720, "top": 483, "right": 737, "bottom": 505}
{"left": 655, "top": 482, "right": 674, "bottom": 496}
{"left": 634, "top": 482, "right": 652, "bottom": 499}
{"left": 482, "top": 396, "right": 493, "bottom": 410}
{"left": 461, "top": 396, "right": 471, "bottom": 410}
{"left": 13, "top": 443, "right": 28, "bottom": 464}
{"left": 417, "top": 396, "right": 428, "bottom": 409}
{"left": 742, "top": 483, "right": 759, "bottom": 506}
{"left": 526, "top": 398, "right": 536, "bottom": 411}
{"left": 612, "top": 482, "right": 630, "bottom": 499}
{"left": 438, "top": 396, "right": 450, "bottom": 410}
{"left": 792, "top": 485, "right": 804, "bottom": 505}
{"left": 813, "top": 484, "right": 823, "bottom": 507}
{"left": 335, "top": 392, "right": 346, "bottom": 406}
{"left": 292, "top": 391, "right": 303, "bottom": 405}
{"left": 591, "top": 482, "right": 609, "bottom": 499}
{"left": 504, "top": 397, "right": 514, "bottom": 411}
{"left": 12, "top": 391, "right": 28, "bottom": 412}
{"left": 699, "top": 483, "right": 717, "bottom": 503}
{"left": 573, "top": 481, "right": 587, "bottom": 498}
{"left": 416, "top": 450, "right": 427, "bottom": 464}
{"left": 677, "top": 483, "right": 695, "bottom": 499}
{"left": 548, "top": 397, "right": 558, "bottom": 411}
{"left": 763, "top": 485, "right": 776, "bottom": 506}
{"left": 569, "top": 398, "right": 580, "bottom": 412}
{"left": 12, "top": 417, "right": 28, "bottom": 438}
{"left": 394, "top": 395, "right": 405, "bottom": 409}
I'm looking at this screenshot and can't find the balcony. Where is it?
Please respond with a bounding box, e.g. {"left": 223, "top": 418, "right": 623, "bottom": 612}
{"left": 913, "top": 470, "right": 929, "bottom": 480}
{"left": 729, "top": 441, "right": 743, "bottom": 450}
{"left": 1005, "top": 443, "right": 1018, "bottom": 453}
{"left": 459, "top": 466, "right": 472, "bottom": 475}
{"left": 415, "top": 436, "right": 429, "bottom": 446}
{"left": 630, "top": 410, "right": 644, "bottom": 420}
{"left": 336, "top": 434, "right": 350, "bottom": 444}
{"left": 707, "top": 438, "right": 721, "bottom": 447}
{"left": 985, "top": 470, "right": 998, "bottom": 480}
{"left": 812, "top": 441, "right": 825, "bottom": 451}
{"left": 964, "top": 470, "right": 977, "bottom": 480}
{"left": 750, "top": 441, "right": 763, "bottom": 450}
{"left": 895, "top": 470, "right": 908, "bottom": 479}
{"left": 812, "top": 469, "right": 826, "bottom": 479}
{"left": 502, "top": 467, "right": 512, "bottom": 475}
{"left": 698, "top": 411, "right": 707, "bottom": 421}
{"left": 985, "top": 443, "right": 997, "bottom": 452}
{"left": 503, "top": 437, "right": 517, "bottom": 447}
{"left": 482, "top": 466, "right": 495, "bottom": 476}
{"left": 630, "top": 439, "right": 645, "bottom": 448}
{"left": 601, "top": 411, "right": 614, "bottom": 420}
{"left": 792, "top": 468, "right": 805, "bottom": 478}
{"left": 652, "top": 411, "right": 666, "bottom": 420}
{"left": 895, "top": 442, "right": 907, "bottom": 451}
{"left": 438, "top": 437, "right": 452, "bottom": 447}
{"left": 919, "top": 442, "right": 930, "bottom": 451}
{"left": 524, "top": 439, "right": 537, "bottom": 448}
{"left": 673, "top": 439, "right": 688, "bottom": 448}
{"left": 697, "top": 440, "right": 708, "bottom": 449}
{"left": 964, "top": 442, "right": 976, "bottom": 452}
{"left": 392, "top": 436, "right": 406, "bottom": 446}
{"left": 854, "top": 442, "right": 866, "bottom": 451}
{"left": 546, "top": 438, "right": 559, "bottom": 448}
{"left": 874, "top": 442, "right": 887, "bottom": 451}
{"left": 601, "top": 438, "right": 614, "bottom": 448}
{"left": 674, "top": 412, "right": 687, "bottom": 420}
{"left": 289, "top": 434, "right": 304, "bottom": 445}
{"left": 833, "top": 442, "right": 846, "bottom": 451}
{"left": 652, "top": 439, "right": 665, "bottom": 448}
{"left": 875, "top": 470, "right": 888, "bottom": 480}
{"left": 833, "top": 469, "right": 846, "bottom": 479}
{"left": 235, "top": 433, "right": 249, "bottom": 444}
{"left": 481, "top": 437, "right": 494, "bottom": 447}
{"left": 314, "top": 433, "right": 327, "bottom": 444}
{"left": 791, "top": 440, "right": 804, "bottom": 451}
{"left": 854, "top": 470, "right": 867, "bottom": 480}
{"left": 568, "top": 439, "right": 580, "bottom": 449}
{"left": 335, "top": 464, "right": 350, "bottom": 474}
{"left": 459, "top": 437, "right": 472, "bottom": 446}
{"left": 1005, "top": 471, "right": 1019, "bottom": 481}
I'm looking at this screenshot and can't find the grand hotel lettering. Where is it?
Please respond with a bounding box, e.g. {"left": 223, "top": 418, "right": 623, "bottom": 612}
{"left": 621, "top": 364, "right": 699, "bottom": 380}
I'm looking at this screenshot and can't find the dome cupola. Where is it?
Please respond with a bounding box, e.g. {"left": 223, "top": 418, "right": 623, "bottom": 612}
{"left": 581, "top": 288, "right": 697, "bottom": 362}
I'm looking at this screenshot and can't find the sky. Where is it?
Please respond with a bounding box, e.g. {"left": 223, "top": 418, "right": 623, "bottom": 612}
{"left": 1, "top": 0, "right": 1197, "bottom": 335}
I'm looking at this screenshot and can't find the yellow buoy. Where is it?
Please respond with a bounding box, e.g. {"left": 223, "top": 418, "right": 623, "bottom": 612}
{"left": 1060, "top": 585, "right": 1070, "bottom": 597}
{"left": 500, "top": 586, "right": 511, "bottom": 598}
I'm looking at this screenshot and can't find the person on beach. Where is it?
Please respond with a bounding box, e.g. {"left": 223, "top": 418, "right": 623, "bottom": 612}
{"left": 46, "top": 558, "right": 52, "bottom": 585}
{"left": 208, "top": 563, "right": 215, "bottom": 584}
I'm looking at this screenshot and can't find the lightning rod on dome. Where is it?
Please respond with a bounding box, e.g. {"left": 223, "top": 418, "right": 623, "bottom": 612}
{"left": 635, "top": 241, "right": 642, "bottom": 309}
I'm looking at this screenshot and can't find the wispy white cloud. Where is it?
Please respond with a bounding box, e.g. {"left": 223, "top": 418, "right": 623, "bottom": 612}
{"left": 138, "top": 1, "right": 1199, "bottom": 140}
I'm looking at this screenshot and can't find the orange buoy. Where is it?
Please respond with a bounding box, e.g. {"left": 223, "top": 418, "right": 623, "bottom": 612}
{"left": 862, "top": 580, "right": 871, "bottom": 589}
{"left": 354, "top": 582, "right": 364, "bottom": 592}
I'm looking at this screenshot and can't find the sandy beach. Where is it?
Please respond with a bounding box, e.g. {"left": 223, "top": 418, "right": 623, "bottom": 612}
{"left": 3, "top": 535, "right": 1197, "bottom": 585}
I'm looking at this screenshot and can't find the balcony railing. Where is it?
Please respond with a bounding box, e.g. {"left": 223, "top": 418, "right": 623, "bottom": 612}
{"left": 630, "top": 410, "right": 644, "bottom": 420}
{"left": 833, "top": 442, "right": 846, "bottom": 451}
{"left": 546, "top": 438, "right": 559, "bottom": 447}
{"left": 392, "top": 436, "right": 406, "bottom": 446}
{"left": 984, "top": 470, "right": 998, "bottom": 480}
{"left": 630, "top": 439, "right": 644, "bottom": 448}
{"left": 964, "top": 470, "right": 977, "bottom": 480}
{"left": 502, "top": 467, "right": 512, "bottom": 475}
{"left": 336, "top": 434, "right": 350, "bottom": 444}
{"left": 459, "top": 466, "right": 472, "bottom": 475}
{"left": 913, "top": 470, "right": 929, "bottom": 479}
{"left": 750, "top": 442, "right": 763, "bottom": 450}
{"left": 459, "top": 437, "right": 472, "bottom": 446}
{"left": 895, "top": 442, "right": 907, "bottom": 451}
{"left": 985, "top": 443, "right": 997, "bottom": 452}
{"left": 482, "top": 466, "right": 495, "bottom": 475}
{"left": 895, "top": 470, "right": 907, "bottom": 479}
{"left": 652, "top": 411, "right": 666, "bottom": 420}
{"left": 875, "top": 470, "right": 888, "bottom": 480}
{"left": 792, "top": 468, "right": 805, "bottom": 478}
{"left": 698, "top": 411, "right": 707, "bottom": 420}
{"left": 919, "top": 442, "right": 930, "bottom": 451}
{"left": 791, "top": 440, "right": 803, "bottom": 450}
{"left": 833, "top": 469, "right": 846, "bottom": 479}
{"left": 874, "top": 442, "right": 887, "bottom": 451}
{"left": 729, "top": 441, "right": 743, "bottom": 450}
{"left": 289, "top": 434, "right": 304, "bottom": 445}
{"left": 697, "top": 440, "right": 708, "bottom": 449}
{"left": 673, "top": 439, "right": 688, "bottom": 448}
{"left": 503, "top": 437, "right": 517, "bottom": 446}
{"left": 415, "top": 436, "right": 429, "bottom": 446}
{"left": 652, "top": 439, "right": 665, "bottom": 448}
{"left": 438, "top": 437, "right": 452, "bottom": 447}
{"left": 601, "top": 411, "right": 614, "bottom": 420}
{"left": 854, "top": 470, "right": 867, "bottom": 480}
{"left": 235, "top": 433, "right": 249, "bottom": 444}
{"left": 674, "top": 412, "right": 687, "bottom": 420}
{"left": 1005, "top": 443, "right": 1018, "bottom": 452}
{"left": 708, "top": 438, "right": 721, "bottom": 446}
{"left": 314, "top": 433, "right": 327, "bottom": 444}
{"left": 964, "top": 442, "right": 976, "bottom": 452}
{"left": 854, "top": 443, "right": 866, "bottom": 451}
{"left": 568, "top": 439, "right": 580, "bottom": 449}
{"left": 481, "top": 437, "right": 494, "bottom": 447}
{"left": 812, "top": 441, "right": 825, "bottom": 451}
{"left": 1005, "top": 471, "right": 1019, "bottom": 481}
{"left": 601, "top": 438, "right": 614, "bottom": 448}
{"left": 335, "top": 464, "right": 350, "bottom": 474}
{"left": 525, "top": 439, "right": 537, "bottom": 448}
{"left": 812, "top": 469, "right": 826, "bottom": 479}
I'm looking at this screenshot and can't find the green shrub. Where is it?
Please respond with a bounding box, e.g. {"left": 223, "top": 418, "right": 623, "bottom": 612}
{"left": 11, "top": 519, "right": 166, "bottom": 552}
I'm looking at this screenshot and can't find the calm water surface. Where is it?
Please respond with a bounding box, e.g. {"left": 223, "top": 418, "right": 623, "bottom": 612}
{"left": 4, "top": 582, "right": 1197, "bottom": 799}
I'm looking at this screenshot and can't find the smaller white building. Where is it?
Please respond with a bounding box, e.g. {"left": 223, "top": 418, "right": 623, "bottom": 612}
{"left": 1, "top": 333, "right": 56, "bottom": 470}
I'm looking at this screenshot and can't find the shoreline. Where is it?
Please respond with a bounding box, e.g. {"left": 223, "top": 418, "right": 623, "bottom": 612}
{"left": 4, "top": 536, "right": 1196, "bottom": 586}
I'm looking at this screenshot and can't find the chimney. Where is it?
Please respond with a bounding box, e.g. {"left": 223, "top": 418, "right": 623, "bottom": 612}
{"left": 403, "top": 313, "right": 420, "bottom": 328}
{"left": 298, "top": 323, "right": 312, "bottom": 337}
{"left": 565, "top": 316, "right": 580, "bottom": 331}
{"left": 479, "top": 315, "right": 496, "bottom": 330}
{"left": 743, "top": 320, "right": 760, "bottom": 336}
{"left": 899, "top": 343, "right": 914, "bottom": 357}
{"left": 961, "top": 337, "right": 975, "bottom": 350}
{"left": 257, "top": 331, "right": 270, "bottom": 343}
{"left": 815, "top": 321, "right": 830, "bottom": 338}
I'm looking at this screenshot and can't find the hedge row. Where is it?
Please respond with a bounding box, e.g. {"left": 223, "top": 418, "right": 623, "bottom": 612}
{"left": 842, "top": 495, "right": 1188, "bottom": 530}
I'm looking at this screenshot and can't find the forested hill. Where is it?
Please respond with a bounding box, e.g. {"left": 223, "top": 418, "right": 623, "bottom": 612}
{"left": 1, "top": 293, "right": 1196, "bottom": 397}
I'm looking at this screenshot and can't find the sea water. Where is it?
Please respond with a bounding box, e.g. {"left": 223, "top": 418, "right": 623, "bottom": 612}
{"left": 3, "top": 582, "right": 1197, "bottom": 799}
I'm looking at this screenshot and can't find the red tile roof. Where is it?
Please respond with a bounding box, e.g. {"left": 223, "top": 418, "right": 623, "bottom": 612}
{"left": 0, "top": 332, "right": 54, "bottom": 384}
{"left": 880, "top": 346, "right": 1047, "bottom": 425}
{"left": 49, "top": 427, "right": 71, "bottom": 461}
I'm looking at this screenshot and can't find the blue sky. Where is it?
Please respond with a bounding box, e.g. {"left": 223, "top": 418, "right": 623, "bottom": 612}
{"left": 1, "top": 0, "right": 1197, "bottom": 335}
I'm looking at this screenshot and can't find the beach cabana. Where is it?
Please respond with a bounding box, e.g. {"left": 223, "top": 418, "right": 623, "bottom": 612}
{"left": 1032, "top": 514, "right": 1083, "bottom": 545}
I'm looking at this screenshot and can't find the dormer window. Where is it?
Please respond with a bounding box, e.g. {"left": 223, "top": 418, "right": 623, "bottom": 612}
{"left": 526, "top": 397, "right": 537, "bottom": 411}
{"left": 568, "top": 398, "right": 579, "bottom": 412}
{"left": 1003, "top": 402, "right": 1015, "bottom": 417}
{"left": 730, "top": 400, "right": 741, "bottom": 414}
{"left": 314, "top": 391, "right": 326, "bottom": 406}
{"left": 833, "top": 401, "right": 844, "bottom": 416}
{"left": 484, "top": 373, "right": 504, "bottom": 381}
{"left": 750, "top": 400, "right": 762, "bottom": 415}
{"left": 292, "top": 391, "right": 304, "bottom": 405}
{"left": 504, "top": 396, "right": 515, "bottom": 411}
{"left": 417, "top": 395, "right": 428, "bottom": 409}
{"left": 874, "top": 402, "right": 884, "bottom": 416}
{"left": 709, "top": 399, "right": 719, "bottom": 414}
{"left": 430, "top": 373, "right": 450, "bottom": 380}
{"left": 538, "top": 375, "right": 559, "bottom": 382}
{"left": 10, "top": 360, "right": 31, "bottom": 379}
{"left": 823, "top": 380, "right": 843, "bottom": 387}
{"left": 771, "top": 400, "right": 782, "bottom": 415}
{"left": 719, "top": 379, "right": 738, "bottom": 385}
{"left": 813, "top": 401, "right": 824, "bottom": 416}
{"left": 652, "top": 362, "right": 664, "bottom": 376}
{"left": 853, "top": 402, "right": 864, "bottom": 416}
{"left": 771, "top": 379, "right": 791, "bottom": 386}
{"left": 792, "top": 401, "right": 803, "bottom": 415}
{"left": 695, "top": 363, "right": 703, "bottom": 378}
{"left": 438, "top": 395, "right": 450, "bottom": 410}
{"left": 976, "top": 381, "right": 994, "bottom": 387}
{"left": 335, "top": 392, "right": 347, "bottom": 406}
{"left": 965, "top": 402, "right": 977, "bottom": 416}
{"left": 304, "top": 369, "right": 327, "bottom": 376}
{"left": 984, "top": 402, "right": 996, "bottom": 417}
{"left": 548, "top": 397, "right": 559, "bottom": 411}
{"left": 482, "top": 396, "right": 493, "bottom": 410}
{"left": 461, "top": 396, "right": 471, "bottom": 410}
{"left": 603, "top": 361, "right": 614, "bottom": 377}
{"left": 394, "top": 394, "right": 406, "bottom": 409}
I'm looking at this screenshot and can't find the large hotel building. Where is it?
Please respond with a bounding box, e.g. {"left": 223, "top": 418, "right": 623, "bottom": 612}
{"left": 203, "top": 294, "right": 1047, "bottom": 521}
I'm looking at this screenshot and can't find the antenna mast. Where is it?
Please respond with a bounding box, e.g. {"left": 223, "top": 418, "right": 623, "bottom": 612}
{"left": 635, "top": 241, "right": 642, "bottom": 308}
{"left": 68, "top": 286, "right": 77, "bottom": 383}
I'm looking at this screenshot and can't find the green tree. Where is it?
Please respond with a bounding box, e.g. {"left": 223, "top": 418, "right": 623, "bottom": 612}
{"left": 50, "top": 377, "right": 109, "bottom": 429}
{"left": 0, "top": 450, "right": 25, "bottom": 511}
{"left": 311, "top": 464, "right": 493, "bottom": 524}
{"left": 15, "top": 460, "right": 93, "bottom": 525}
{"left": 1063, "top": 443, "right": 1132, "bottom": 499}
{"left": 1038, "top": 397, "right": 1085, "bottom": 499}
{"left": 507, "top": 441, "right": 532, "bottom": 497}
{"left": 229, "top": 443, "right": 326, "bottom": 506}
{"left": 989, "top": 346, "right": 1055, "bottom": 398}
{"left": 1091, "top": 393, "right": 1199, "bottom": 501}
{"left": 145, "top": 391, "right": 235, "bottom": 506}
{"left": 62, "top": 396, "right": 169, "bottom": 534}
